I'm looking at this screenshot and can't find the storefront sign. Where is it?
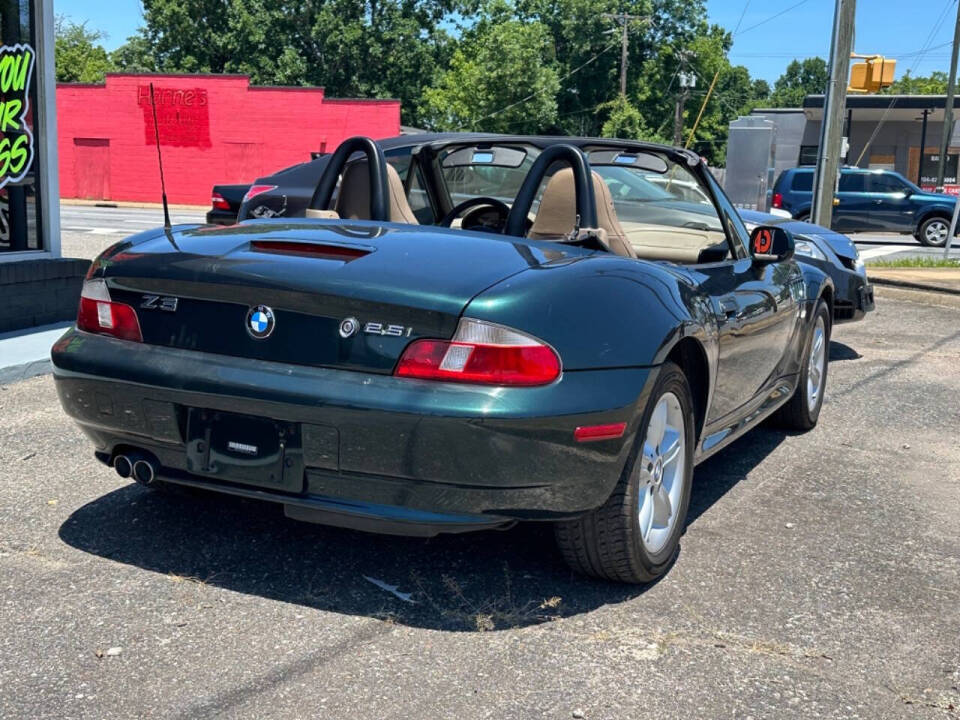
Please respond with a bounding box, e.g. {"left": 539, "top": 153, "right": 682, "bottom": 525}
{"left": 0, "top": 43, "right": 35, "bottom": 189}
{"left": 920, "top": 152, "right": 959, "bottom": 194}
{"left": 138, "top": 84, "right": 212, "bottom": 148}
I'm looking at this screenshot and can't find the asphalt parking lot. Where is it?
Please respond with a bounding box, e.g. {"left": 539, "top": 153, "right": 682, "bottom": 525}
{"left": 1, "top": 294, "right": 958, "bottom": 719}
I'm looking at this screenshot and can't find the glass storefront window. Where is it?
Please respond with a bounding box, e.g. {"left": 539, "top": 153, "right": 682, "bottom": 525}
{"left": 0, "top": 0, "right": 43, "bottom": 252}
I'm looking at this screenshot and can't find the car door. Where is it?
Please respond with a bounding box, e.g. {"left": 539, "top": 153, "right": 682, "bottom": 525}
{"left": 832, "top": 171, "right": 873, "bottom": 231}
{"left": 698, "top": 175, "right": 803, "bottom": 423}
{"left": 865, "top": 173, "right": 917, "bottom": 231}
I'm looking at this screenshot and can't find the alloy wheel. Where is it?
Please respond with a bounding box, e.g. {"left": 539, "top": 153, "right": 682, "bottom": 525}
{"left": 807, "top": 315, "right": 827, "bottom": 408}
{"left": 925, "top": 219, "right": 949, "bottom": 245}
{"left": 637, "top": 392, "right": 686, "bottom": 554}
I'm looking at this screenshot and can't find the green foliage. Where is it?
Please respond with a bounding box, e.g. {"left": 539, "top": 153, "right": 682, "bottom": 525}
{"left": 599, "top": 96, "right": 648, "bottom": 140}
{"left": 423, "top": 16, "right": 560, "bottom": 133}
{"left": 119, "top": 0, "right": 457, "bottom": 126}
{"left": 95, "top": 0, "right": 803, "bottom": 165}
{"left": 883, "top": 70, "right": 949, "bottom": 95}
{"left": 767, "top": 57, "right": 829, "bottom": 107}
{"left": 110, "top": 35, "right": 157, "bottom": 73}
{"left": 54, "top": 16, "right": 113, "bottom": 83}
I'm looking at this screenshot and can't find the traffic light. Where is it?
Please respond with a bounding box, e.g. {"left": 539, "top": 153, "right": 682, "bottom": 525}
{"left": 848, "top": 55, "right": 896, "bottom": 93}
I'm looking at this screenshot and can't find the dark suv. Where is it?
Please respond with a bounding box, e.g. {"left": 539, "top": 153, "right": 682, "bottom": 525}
{"left": 771, "top": 167, "right": 956, "bottom": 246}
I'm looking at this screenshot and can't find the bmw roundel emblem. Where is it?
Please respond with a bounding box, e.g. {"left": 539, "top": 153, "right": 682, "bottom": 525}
{"left": 246, "top": 305, "right": 275, "bottom": 339}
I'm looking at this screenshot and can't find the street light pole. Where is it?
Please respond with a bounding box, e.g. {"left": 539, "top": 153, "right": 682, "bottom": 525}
{"left": 812, "top": 0, "right": 856, "bottom": 229}
{"left": 935, "top": 0, "right": 960, "bottom": 192}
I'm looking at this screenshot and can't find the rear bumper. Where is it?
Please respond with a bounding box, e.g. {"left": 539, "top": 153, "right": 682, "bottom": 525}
{"left": 205, "top": 209, "right": 238, "bottom": 225}
{"left": 52, "top": 329, "right": 654, "bottom": 533}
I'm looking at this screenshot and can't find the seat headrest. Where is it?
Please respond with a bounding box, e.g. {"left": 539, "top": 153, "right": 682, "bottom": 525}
{"left": 334, "top": 160, "right": 419, "bottom": 224}
{"left": 527, "top": 168, "right": 635, "bottom": 258}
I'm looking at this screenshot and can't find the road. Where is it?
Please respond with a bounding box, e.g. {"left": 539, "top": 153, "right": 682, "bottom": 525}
{"left": 57, "top": 204, "right": 960, "bottom": 264}
{"left": 60, "top": 205, "right": 206, "bottom": 261}
{"left": 850, "top": 232, "right": 956, "bottom": 262}
{"left": 1, "top": 295, "right": 958, "bottom": 719}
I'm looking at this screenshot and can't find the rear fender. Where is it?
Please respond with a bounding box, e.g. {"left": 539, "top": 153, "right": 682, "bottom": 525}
{"left": 464, "top": 254, "right": 718, "bottom": 371}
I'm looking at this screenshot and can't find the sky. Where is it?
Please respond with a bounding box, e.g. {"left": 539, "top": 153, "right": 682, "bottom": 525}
{"left": 56, "top": 0, "right": 959, "bottom": 85}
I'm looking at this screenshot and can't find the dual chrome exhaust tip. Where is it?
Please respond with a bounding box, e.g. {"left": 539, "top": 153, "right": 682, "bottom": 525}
{"left": 112, "top": 452, "right": 158, "bottom": 486}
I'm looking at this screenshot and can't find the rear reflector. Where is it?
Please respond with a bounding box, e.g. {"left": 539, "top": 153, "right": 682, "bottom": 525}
{"left": 574, "top": 423, "right": 627, "bottom": 442}
{"left": 250, "top": 240, "right": 369, "bottom": 261}
{"left": 395, "top": 318, "right": 560, "bottom": 386}
{"left": 77, "top": 279, "right": 142, "bottom": 342}
{"left": 242, "top": 184, "right": 277, "bottom": 204}
{"left": 211, "top": 191, "right": 231, "bottom": 210}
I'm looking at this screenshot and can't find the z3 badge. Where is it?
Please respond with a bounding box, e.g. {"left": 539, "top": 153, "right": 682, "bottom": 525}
{"left": 140, "top": 295, "right": 178, "bottom": 312}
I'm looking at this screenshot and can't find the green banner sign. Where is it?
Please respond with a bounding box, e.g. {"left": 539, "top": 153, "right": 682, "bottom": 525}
{"left": 0, "top": 43, "right": 34, "bottom": 189}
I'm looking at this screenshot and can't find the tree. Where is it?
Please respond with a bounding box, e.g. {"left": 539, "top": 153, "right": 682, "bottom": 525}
{"left": 110, "top": 35, "right": 157, "bottom": 73}
{"left": 54, "top": 16, "right": 113, "bottom": 83}
{"left": 599, "top": 96, "right": 650, "bottom": 139}
{"left": 884, "top": 70, "right": 948, "bottom": 95}
{"left": 122, "top": 0, "right": 458, "bottom": 126}
{"left": 768, "top": 57, "right": 828, "bottom": 107}
{"left": 422, "top": 17, "right": 560, "bottom": 133}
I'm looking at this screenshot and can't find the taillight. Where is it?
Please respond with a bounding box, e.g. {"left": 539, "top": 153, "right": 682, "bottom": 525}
{"left": 771, "top": 192, "right": 783, "bottom": 209}
{"left": 395, "top": 318, "right": 560, "bottom": 386}
{"left": 211, "top": 191, "right": 231, "bottom": 210}
{"left": 76, "top": 279, "right": 142, "bottom": 342}
{"left": 242, "top": 184, "right": 277, "bottom": 204}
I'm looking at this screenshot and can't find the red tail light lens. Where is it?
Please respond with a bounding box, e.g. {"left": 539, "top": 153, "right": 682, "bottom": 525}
{"left": 211, "top": 191, "right": 231, "bottom": 210}
{"left": 76, "top": 279, "right": 142, "bottom": 342}
{"left": 771, "top": 192, "right": 783, "bottom": 209}
{"left": 242, "top": 184, "right": 278, "bottom": 204}
{"left": 395, "top": 319, "right": 560, "bottom": 386}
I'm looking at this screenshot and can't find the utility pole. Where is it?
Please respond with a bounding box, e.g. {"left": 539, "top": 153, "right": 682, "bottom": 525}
{"left": 935, "top": 0, "right": 960, "bottom": 192}
{"left": 812, "top": 0, "right": 856, "bottom": 229}
{"left": 674, "top": 72, "right": 695, "bottom": 146}
{"left": 602, "top": 12, "right": 650, "bottom": 97}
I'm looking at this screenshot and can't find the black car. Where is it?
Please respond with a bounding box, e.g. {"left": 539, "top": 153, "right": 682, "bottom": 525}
{"left": 739, "top": 210, "right": 874, "bottom": 323}
{"left": 205, "top": 183, "right": 250, "bottom": 225}
{"left": 52, "top": 134, "right": 833, "bottom": 584}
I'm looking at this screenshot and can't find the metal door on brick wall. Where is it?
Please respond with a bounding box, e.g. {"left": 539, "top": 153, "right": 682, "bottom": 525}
{"left": 73, "top": 138, "right": 111, "bottom": 200}
{"left": 224, "top": 142, "right": 264, "bottom": 184}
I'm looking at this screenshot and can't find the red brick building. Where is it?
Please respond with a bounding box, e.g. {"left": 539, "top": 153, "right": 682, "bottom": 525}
{"left": 56, "top": 73, "right": 401, "bottom": 205}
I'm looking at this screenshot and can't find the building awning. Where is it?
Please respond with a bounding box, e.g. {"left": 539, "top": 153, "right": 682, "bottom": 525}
{"left": 802, "top": 94, "right": 949, "bottom": 122}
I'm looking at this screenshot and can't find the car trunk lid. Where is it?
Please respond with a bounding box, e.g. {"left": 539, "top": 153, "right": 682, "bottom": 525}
{"left": 96, "top": 220, "right": 580, "bottom": 373}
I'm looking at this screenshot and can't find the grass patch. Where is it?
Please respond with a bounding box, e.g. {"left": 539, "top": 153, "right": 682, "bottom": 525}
{"left": 867, "top": 256, "right": 960, "bottom": 268}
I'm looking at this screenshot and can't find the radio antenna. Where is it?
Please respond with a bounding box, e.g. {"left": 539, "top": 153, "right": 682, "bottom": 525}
{"left": 148, "top": 82, "right": 172, "bottom": 229}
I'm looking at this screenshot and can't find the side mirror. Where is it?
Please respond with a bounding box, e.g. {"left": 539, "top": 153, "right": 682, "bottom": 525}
{"left": 749, "top": 225, "right": 795, "bottom": 264}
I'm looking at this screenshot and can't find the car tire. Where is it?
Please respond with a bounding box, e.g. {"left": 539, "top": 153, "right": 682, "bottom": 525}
{"left": 794, "top": 211, "right": 809, "bottom": 222}
{"left": 917, "top": 216, "right": 951, "bottom": 247}
{"left": 773, "top": 299, "right": 831, "bottom": 431}
{"left": 554, "top": 361, "right": 695, "bottom": 584}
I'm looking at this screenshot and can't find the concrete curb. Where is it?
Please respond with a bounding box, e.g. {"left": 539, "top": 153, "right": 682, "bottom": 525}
{"left": 60, "top": 198, "right": 209, "bottom": 211}
{"left": 0, "top": 358, "right": 52, "bottom": 386}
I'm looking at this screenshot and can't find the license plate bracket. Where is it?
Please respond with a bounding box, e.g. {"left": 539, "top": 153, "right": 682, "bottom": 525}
{"left": 185, "top": 408, "right": 304, "bottom": 492}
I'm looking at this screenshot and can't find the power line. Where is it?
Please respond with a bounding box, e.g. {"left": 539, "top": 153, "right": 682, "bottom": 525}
{"left": 734, "top": 0, "right": 815, "bottom": 37}
{"left": 854, "top": 0, "right": 955, "bottom": 165}
{"left": 465, "top": 40, "right": 621, "bottom": 128}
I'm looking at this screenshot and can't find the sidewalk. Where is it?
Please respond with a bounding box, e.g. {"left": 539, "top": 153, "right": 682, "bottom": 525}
{"left": 867, "top": 267, "right": 960, "bottom": 295}
{"left": 60, "top": 198, "right": 209, "bottom": 211}
{"left": 0, "top": 322, "right": 70, "bottom": 385}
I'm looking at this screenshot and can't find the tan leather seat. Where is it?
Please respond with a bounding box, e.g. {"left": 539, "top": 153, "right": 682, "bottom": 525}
{"left": 527, "top": 168, "right": 636, "bottom": 258}
{"left": 305, "top": 160, "right": 419, "bottom": 223}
